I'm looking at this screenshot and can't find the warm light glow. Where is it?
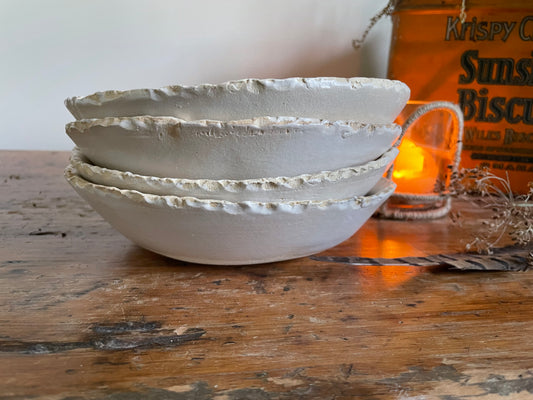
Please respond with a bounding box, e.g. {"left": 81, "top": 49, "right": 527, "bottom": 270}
{"left": 393, "top": 138, "right": 439, "bottom": 194}
{"left": 353, "top": 233, "right": 423, "bottom": 294}
{"left": 393, "top": 139, "right": 426, "bottom": 180}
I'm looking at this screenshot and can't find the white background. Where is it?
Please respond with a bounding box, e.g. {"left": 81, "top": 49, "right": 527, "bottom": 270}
{"left": 1, "top": 0, "right": 392, "bottom": 150}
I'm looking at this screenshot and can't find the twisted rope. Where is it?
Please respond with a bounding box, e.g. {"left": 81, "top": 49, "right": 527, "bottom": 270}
{"left": 380, "top": 101, "right": 464, "bottom": 220}
{"left": 353, "top": 0, "right": 468, "bottom": 49}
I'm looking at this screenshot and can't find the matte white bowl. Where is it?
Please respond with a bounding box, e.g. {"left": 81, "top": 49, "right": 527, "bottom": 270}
{"left": 70, "top": 146, "right": 398, "bottom": 201}
{"left": 65, "top": 166, "right": 396, "bottom": 265}
{"left": 66, "top": 116, "right": 402, "bottom": 180}
{"left": 65, "top": 77, "right": 410, "bottom": 123}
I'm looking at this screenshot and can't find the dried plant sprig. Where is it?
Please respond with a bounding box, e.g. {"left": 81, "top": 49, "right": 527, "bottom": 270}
{"left": 448, "top": 168, "right": 532, "bottom": 254}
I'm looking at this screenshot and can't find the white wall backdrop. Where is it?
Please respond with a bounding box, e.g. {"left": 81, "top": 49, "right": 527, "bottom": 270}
{"left": 1, "top": 0, "right": 392, "bottom": 150}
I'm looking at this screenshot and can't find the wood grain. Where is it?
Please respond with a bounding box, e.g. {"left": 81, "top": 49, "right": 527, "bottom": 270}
{"left": 1, "top": 150, "right": 532, "bottom": 400}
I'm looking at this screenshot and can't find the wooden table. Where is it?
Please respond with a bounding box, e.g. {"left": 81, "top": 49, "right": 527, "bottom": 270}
{"left": 1, "top": 150, "right": 532, "bottom": 400}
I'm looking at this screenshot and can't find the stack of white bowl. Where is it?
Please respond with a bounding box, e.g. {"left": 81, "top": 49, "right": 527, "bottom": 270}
{"left": 64, "top": 77, "right": 410, "bottom": 265}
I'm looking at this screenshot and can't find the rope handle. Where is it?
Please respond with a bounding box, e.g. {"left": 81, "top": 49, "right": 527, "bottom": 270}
{"left": 379, "top": 101, "right": 465, "bottom": 220}
{"left": 386, "top": 101, "right": 465, "bottom": 181}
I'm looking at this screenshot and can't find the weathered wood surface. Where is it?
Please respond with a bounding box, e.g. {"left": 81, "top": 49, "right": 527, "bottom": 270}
{"left": 1, "top": 150, "right": 532, "bottom": 400}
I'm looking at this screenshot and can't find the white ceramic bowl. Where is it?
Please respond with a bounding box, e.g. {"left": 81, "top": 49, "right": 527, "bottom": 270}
{"left": 65, "top": 166, "right": 396, "bottom": 265}
{"left": 65, "top": 77, "right": 410, "bottom": 123}
{"left": 66, "top": 116, "right": 402, "bottom": 180}
{"left": 70, "top": 146, "right": 398, "bottom": 201}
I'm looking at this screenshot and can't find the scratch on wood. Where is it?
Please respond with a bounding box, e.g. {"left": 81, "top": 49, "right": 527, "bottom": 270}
{"left": 380, "top": 365, "right": 533, "bottom": 397}
{"left": 79, "top": 382, "right": 213, "bottom": 400}
{"left": 248, "top": 279, "right": 267, "bottom": 294}
{"left": 380, "top": 364, "right": 467, "bottom": 385}
{"left": 76, "top": 382, "right": 277, "bottom": 400}
{"left": 0, "top": 322, "right": 205, "bottom": 354}
{"left": 33, "top": 282, "right": 109, "bottom": 311}
{"left": 1, "top": 259, "right": 29, "bottom": 266}
{"left": 92, "top": 333, "right": 203, "bottom": 351}
{"left": 91, "top": 321, "right": 161, "bottom": 334}
{"left": 340, "top": 363, "right": 354, "bottom": 379}
{"left": 478, "top": 373, "right": 533, "bottom": 396}
{"left": 28, "top": 229, "right": 67, "bottom": 237}
{"left": 267, "top": 376, "right": 305, "bottom": 387}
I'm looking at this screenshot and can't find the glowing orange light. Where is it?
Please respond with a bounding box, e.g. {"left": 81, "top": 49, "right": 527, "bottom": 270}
{"left": 393, "top": 138, "right": 439, "bottom": 194}
{"left": 393, "top": 139, "right": 425, "bottom": 179}
{"left": 352, "top": 232, "right": 424, "bottom": 295}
